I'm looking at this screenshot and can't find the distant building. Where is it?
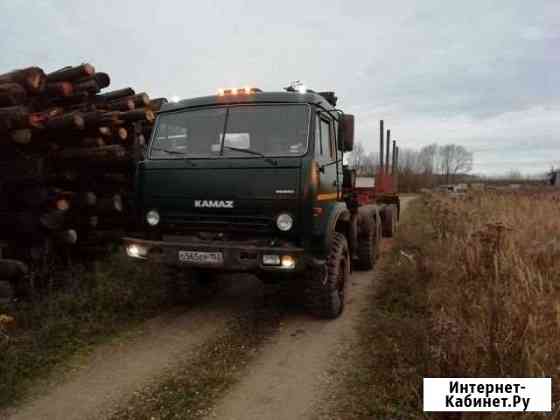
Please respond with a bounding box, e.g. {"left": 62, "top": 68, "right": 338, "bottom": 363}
{"left": 435, "top": 184, "right": 467, "bottom": 193}
{"left": 355, "top": 177, "right": 375, "bottom": 188}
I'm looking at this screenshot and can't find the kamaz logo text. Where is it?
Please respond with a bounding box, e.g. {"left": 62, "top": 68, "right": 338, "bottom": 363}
{"left": 194, "top": 200, "right": 234, "bottom": 209}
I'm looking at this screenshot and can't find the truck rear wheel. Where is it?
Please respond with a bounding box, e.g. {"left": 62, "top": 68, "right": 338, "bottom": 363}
{"left": 381, "top": 205, "right": 398, "bottom": 238}
{"left": 304, "top": 233, "right": 349, "bottom": 319}
{"left": 356, "top": 212, "right": 380, "bottom": 270}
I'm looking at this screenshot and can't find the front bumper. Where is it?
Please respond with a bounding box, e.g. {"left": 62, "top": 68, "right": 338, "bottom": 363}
{"left": 122, "top": 236, "right": 306, "bottom": 272}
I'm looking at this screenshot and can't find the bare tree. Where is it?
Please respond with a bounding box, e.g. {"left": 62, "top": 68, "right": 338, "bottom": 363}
{"left": 349, "top": 142, "right": 380, "bottom": 176}
{"left": 350, "top": 141, "right": 365, "bottom": 174}
{"left": 418, "top": 143, "right": 439, "bottom": 175}
{"left": 438, "top": 144, "right": 473, "bottom": 183}
{"left": 505, "top": 169, "right": 523, "bottom": 180}
{"left": 361, "top": 151, "right": 379, "bottom": 176}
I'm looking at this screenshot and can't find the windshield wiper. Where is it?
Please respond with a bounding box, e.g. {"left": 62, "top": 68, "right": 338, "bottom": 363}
{"left": 152, "top": 147, "right": 189, "bottom": 155}
{"left": 223, "top": 146, "right": 277, "bottom": 165}
{"left": 151, "top": 147, "right": 197, "bottom": 165}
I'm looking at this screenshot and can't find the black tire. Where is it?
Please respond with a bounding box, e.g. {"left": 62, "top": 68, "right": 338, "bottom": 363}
{"left": 356, "top": 212, "right": 380, "bottom": 270}
{"left": 381, "top": 205, "right": 397, "bottom": 238}
{"left": 304, "top": 233, "right": 349, "bottom": 319}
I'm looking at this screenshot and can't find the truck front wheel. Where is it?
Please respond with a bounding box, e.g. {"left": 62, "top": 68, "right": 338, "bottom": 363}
{"left": 304, "top": 233, "right": 349, "bottom": 319}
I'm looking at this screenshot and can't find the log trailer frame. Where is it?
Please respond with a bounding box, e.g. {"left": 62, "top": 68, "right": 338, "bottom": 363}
{"left": 124, "top": 84, "right": 400, "bottom": 318}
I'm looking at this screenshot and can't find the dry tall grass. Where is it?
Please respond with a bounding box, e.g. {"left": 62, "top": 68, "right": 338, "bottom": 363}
{"left": 425, "top": 189, "right": 560, "bottom": 413}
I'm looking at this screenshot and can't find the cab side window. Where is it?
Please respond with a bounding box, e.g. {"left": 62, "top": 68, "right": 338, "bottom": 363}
{"left": 315, "top": 116, "right": 324, "bottom": 157}
{"left": 332, "top": 120, "right": 339, "bottom": 159}
{"left": 316, "top": 114, "right": 337, "bottom": 161}
{"left": 321, "top": 118, "right": 333, "bottom": 159}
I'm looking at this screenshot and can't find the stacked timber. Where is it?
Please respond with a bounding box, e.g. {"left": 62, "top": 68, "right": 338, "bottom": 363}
{"left": 0, "top": 63, "right": 166, "bottom": 270}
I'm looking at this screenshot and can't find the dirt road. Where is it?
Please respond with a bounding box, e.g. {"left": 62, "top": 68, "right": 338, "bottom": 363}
{"left": 207, "top": 196, "right": 415, "bottom": 420}
{"left": 207, "top": 266, "right": 377, "bottom": 420}
{"left": 4, "top": 197, "right": 415, "bottom": 420}
{"left": 3, "top": 278, "right": 263, "bottom": 420}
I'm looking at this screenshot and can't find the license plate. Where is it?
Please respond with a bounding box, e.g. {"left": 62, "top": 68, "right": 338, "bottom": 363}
{"left": 178, "top": 250, "right": 223, "bottom": 265}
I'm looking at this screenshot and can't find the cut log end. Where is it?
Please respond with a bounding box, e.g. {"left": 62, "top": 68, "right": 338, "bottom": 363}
{"left": 117, "top": 127, "right": 128, "bottom": 140}
{"left": 10, "top": 129, "right": 32, "bottom": 144}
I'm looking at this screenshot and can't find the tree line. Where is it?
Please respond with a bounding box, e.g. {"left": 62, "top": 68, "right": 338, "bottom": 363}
{"left": 350, "top": 142, "right": 474, "bottom": 192}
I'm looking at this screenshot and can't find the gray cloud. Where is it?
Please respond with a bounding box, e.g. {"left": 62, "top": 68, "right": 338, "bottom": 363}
{"left": 1, "top": 0, "right": 558, "bottom": 174}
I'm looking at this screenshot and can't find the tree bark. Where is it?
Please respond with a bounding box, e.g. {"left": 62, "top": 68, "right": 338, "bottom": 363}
{"left": 10, "top": 129, "right": 32, "bottom": 144}
{"left": 104, "top": 98, "right": 135, "bottom": 111}
{"left": 131, "top": 93, "right": 150, "bottom": 107}
{"left": 76, "top": 72, "right": 111, "bottom": 90}
{"left": 82, "top": 136, "right": 105, "bottom": 147}
{"left": 50, "top": 144, "right": 128, "bottom": 160}
{"left": 46, "top": 63, "right": 95, "bottom": 82}
{"left": 0, "top": 106, "right": 41, "bottom": 130}
{"left": 116, "top": 127, "right": 128, "bottom": 140}
{"left": 96, "top": 87, "right": 135, "bottom": 102}
{"left": 45, "top": 82, "right": 74, "bottom": 97}
{"left": 149, "top": 97, "right": 168, "bottom": 111}
{"left": 45, "top": 112, "right": 85, "bottom": 130}
{"left": 0, "top": 83, "right": 27, "bottom": 106}
{"left": 0, "top": 67, "right": 46, "bottom": 94}
{"left": 73, "top": 79, "right": 100, "bottom": 94}
{"left": 120, "top": 108, "right": 155, "bottom": 123}
{"left": 0, "top": 258, "right": 28, "bottom": 280}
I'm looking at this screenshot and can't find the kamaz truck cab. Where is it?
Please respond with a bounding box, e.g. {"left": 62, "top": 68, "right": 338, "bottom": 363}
{"left": 124, "top": 84, "right": 399, "bottom": 318}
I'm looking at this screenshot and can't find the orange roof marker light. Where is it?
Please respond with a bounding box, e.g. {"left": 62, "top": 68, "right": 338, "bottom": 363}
{"left": 217, "top": 87, "right": 262, "bottom": 96}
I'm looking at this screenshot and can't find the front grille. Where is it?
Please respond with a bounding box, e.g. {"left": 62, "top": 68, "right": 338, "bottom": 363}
{"left": 163, "top": 213, "right": 273, "bottom": 233}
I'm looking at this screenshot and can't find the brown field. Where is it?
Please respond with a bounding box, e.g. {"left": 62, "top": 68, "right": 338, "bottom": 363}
{"left": 425, "top": 189, "right": 560, "bottom": 416}
{"left": 329, "top": 189, "right": 560, "bottom": 419}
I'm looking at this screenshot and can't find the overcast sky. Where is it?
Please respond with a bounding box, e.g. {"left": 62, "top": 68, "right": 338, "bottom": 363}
{"left": 1, "top": 0, "right": 559, "bottom": 175}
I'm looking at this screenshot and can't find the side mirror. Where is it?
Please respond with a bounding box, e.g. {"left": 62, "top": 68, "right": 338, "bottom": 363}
{"left": 338, "top": 114, "right": 354, "bottom": 152}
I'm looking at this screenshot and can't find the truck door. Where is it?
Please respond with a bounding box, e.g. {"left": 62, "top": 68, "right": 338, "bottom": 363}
{"left": 315, "top": 113, "right": 338, "bottom": 202}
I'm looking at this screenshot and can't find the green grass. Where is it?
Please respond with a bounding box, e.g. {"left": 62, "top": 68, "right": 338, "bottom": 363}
{"left": 0, "top": 255, "right": 171, "bottom": 409}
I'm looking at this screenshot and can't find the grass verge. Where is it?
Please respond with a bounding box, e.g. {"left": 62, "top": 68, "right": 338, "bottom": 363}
{"left": 0, "top": 255, "right": 171, "bottom": 409}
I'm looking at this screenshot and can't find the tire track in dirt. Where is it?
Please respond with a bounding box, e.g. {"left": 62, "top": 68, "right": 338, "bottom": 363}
{"left": 206, "top": 197, "right": 416, "bottom": 420}
{"left": 2, "top": 276, "right": 264, "bottom": 420}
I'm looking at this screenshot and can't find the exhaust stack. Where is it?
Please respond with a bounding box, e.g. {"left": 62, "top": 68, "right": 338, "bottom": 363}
{"left": 385, "top": 129, "right": 391, "bottom": 174}
{"left": 392, "top": 140, "right": 397, "bottom": 174}
{"left": 379, "top": 120, "right": 384, "bottom": 172}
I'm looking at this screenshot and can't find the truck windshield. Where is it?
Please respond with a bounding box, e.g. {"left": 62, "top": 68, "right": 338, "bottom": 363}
{"left": 150, "top": 104, "right": 309, "bottom": 159}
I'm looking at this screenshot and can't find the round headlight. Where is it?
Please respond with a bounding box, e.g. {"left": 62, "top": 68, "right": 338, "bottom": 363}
{"left": 146, "top": 209, "right": 160, "bottom": 226}
{"left": 276, "top": 213, "right": 294, "bottom": 231}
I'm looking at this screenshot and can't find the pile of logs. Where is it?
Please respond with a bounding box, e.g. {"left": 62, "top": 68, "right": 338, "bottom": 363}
{"left": 0, "top": 63, "right": 166, "bottom": 280}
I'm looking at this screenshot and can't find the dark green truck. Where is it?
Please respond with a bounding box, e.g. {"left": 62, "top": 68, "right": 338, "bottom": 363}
{"left": 124, "top": 86, "right": 399, "bottom": 318}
